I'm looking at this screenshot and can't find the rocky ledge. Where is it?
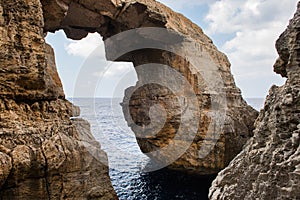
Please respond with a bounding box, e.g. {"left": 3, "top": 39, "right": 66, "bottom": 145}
{"left": 209, "top": 3, "right": 300, "bottom": 199}
{"left": 0, "top": 98, "right": 117, "bottom": 199}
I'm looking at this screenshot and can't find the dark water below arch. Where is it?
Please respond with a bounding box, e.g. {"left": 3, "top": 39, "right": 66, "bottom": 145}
{"left": 113, "top": 168, "right": 216, "bottom": 200}
{"left": 70, "top": 98, "right": 263, "bottom": 200}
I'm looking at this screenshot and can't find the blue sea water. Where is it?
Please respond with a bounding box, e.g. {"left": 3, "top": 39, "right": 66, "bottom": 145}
{"left": 70, "top": 98, "right": 264, "bottom": 200}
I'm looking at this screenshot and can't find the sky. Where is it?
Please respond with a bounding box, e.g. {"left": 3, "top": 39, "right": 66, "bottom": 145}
{"left": 45, "top": 0, "right": 298, "bottom": 99}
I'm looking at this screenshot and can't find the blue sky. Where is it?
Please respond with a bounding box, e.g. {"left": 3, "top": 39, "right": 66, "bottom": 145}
{"left": 46, "top": 0, "right": 298, "bottom": 99}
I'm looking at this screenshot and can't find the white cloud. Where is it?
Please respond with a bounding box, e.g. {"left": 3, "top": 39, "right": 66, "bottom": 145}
{"left": 157, "top": 0, "right": 210, "bottom": 11}
{"left": 204, "top": 0, "right": 298, "bottom": 97}
{"left": 102, "top": 62, "right": 134, "bottom": 79}
{"left": 91, "top": 61, "right": 134, "bottom": 79}
{"left": 96, "top": 62, "right": 137, "bottom": 98}
{"left": 65, "top": 33, "right": 105, "bottom": 58}
{"left": 223, "top": 29, "right": 278, "bottom": 61}
{"left": 64, "top": 33, "right": 134, "bottom": 80}
{"left": 206, "top": 0, "right": 297, "bottom": 34}
{"left": 63, "top": 33, "right": 137, "bottom": 98}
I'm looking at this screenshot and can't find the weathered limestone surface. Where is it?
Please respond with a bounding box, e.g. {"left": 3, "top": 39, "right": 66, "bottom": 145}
{"left": 209, "top": 3, "right": 300, "bottom": 199}
{"left": 0, "top": 0, "right": 117, "bottom": 199}
{"left": 0, "top": 0, "right": 64, "bottom": 101}
{"left": 0, "top": 99, "right": 117, "bottom": 199}
{"left": 1, "top": 0, "right": 259, "bottom": 198}
{"left": 40, "top": 0, "right": 258, "bottom": 174}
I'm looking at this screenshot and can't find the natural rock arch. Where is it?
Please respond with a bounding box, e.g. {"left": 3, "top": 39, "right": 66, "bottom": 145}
{"left": 41, "top": 0, "right": 258, "bottom": 174}
{"left": 0, "top": 0, "right": 259, "bottom": 199}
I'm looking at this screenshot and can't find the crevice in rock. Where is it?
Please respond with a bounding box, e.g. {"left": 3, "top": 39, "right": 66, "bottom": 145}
{"left": 114, "top": 2, "right": 130, "bottom": 20}
{"left": 0, "top": 154, "right": 13, "bottom": 191}
{"left": 41, "top": 148, "right": 51, "bottom": 200}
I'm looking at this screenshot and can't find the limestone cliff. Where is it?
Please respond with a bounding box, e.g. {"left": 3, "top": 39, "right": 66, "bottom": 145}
{"left": 40, "top": 0, "right": 258, "bottom": 175}
{"left": 209, "top": 3, "right": 300, "bottom": 199}
{"left": 0, "top": 0, "right": 117, "bottom": 199}
{"left": 43, "top": 0, "right": 259, "bottom": 175}
{"left": 0, "top": 0, "right": 259, "bottom": 198}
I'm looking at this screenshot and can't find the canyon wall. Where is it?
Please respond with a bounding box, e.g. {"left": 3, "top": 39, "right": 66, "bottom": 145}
{"left": 210, "top": 3, "right": 300, "bottom": 199}
{"left": 0, "top": 0, "right": 117, "bottom": 199}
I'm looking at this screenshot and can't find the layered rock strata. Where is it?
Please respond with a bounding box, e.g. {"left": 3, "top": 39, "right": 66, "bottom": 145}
{"left": 40, "top": 0, "right": 258, "bottom": 174}
{"left": 0, "top": 0, "right": 117, "bottom": 199}
{"left": 209, "top": 3, "right": 300, "bottom": 199}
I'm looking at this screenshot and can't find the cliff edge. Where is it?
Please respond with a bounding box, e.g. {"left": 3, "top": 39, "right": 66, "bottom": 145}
{"left": 210, "top": 3, "right": 300, "bottom": 199}
{"left": 0, "top": 0, "right": 117, "bottom": 199}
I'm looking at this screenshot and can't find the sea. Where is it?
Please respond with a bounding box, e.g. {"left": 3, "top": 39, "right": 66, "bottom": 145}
{"left": 69, "top": 98, "right": 264, "bottom": 200}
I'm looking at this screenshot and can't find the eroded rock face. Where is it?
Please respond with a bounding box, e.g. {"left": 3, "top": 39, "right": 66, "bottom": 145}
{"left": 0, "top": 0, "right": 64, "bottom": 101}
{"left": 40, "top": 0, "right": 258, "bottom": 174}
{"left": 0, "top": 99, "right": 117, "bottom": 199}
{"left": 209, "top": 3, "right": 300, "bottom": 199}
{"left": 0, "top": 0, "right": 117, "bottom": 199}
